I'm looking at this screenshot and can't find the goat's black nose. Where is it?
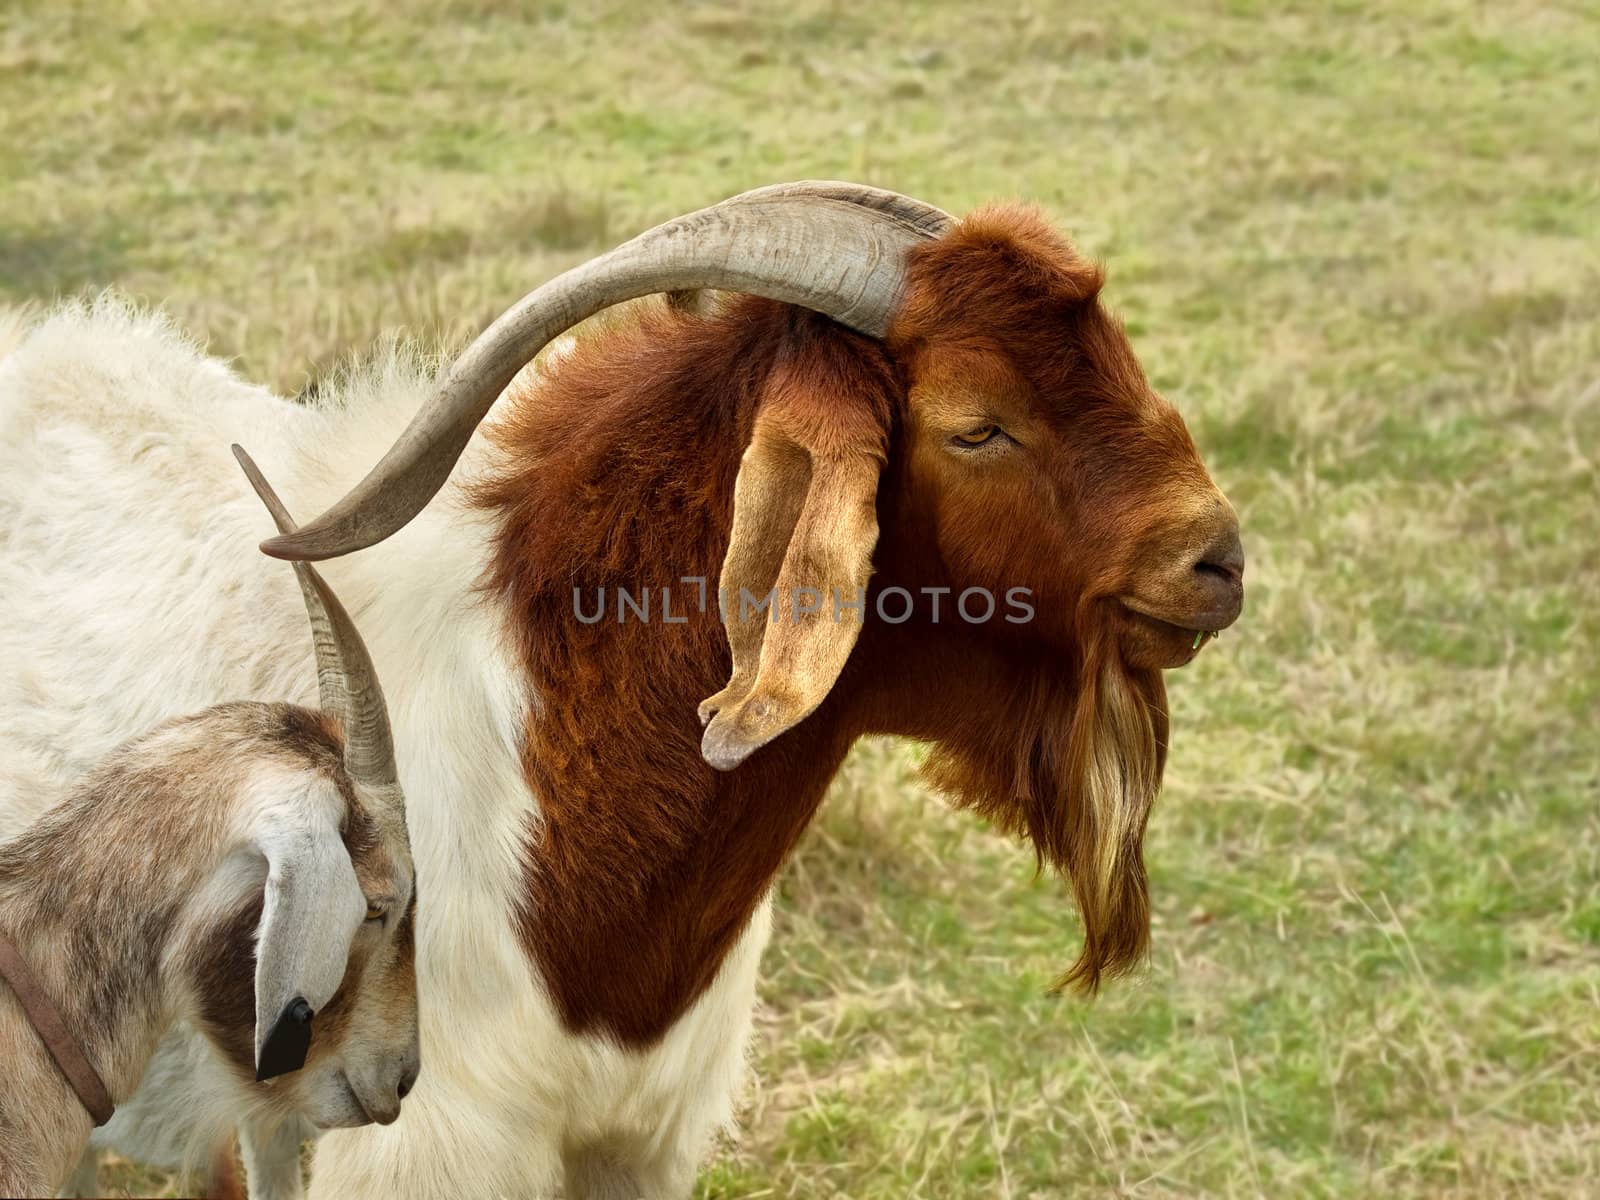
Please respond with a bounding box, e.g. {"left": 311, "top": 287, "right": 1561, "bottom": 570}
{"left": 397, "top": 1064, "right": 419, "bottom": 1100}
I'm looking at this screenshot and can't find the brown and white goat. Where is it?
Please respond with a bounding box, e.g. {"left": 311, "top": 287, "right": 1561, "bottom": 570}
{"left": 0, "top": 181, "right": 1240, "bottom": 1198}
{"left": 0, "top": 454, "right": 418, "bottom": 1197}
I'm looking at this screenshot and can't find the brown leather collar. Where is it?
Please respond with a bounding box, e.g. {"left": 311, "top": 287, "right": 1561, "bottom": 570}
{"left": 0, "top": 927, "right": 115, "bottom": 1126}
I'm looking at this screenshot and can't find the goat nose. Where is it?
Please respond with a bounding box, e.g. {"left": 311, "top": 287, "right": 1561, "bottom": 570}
{"left": 1187, "top": 521, "right": 1244, "bottom": 630}
{"left": 397, "top": 1062, "right": 419, "bottom": 1100}
{"left": 1195, "top": 524, "right": 1244, "bottom": 582}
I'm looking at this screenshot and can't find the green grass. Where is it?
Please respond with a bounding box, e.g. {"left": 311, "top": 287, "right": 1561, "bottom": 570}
{"left": 4, "top": 0, "right": 1599, "bottom": 1195}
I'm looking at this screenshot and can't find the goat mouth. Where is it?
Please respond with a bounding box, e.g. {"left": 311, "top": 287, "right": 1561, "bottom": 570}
{"left": 1117, "top": 601, "right": 1227, "bottom": 668}
{"left": 340, "top": 1074, "right": 384, "bottom": 1127}
{"left": 1119, "top": 597, "right": 1233, "bottom": 634}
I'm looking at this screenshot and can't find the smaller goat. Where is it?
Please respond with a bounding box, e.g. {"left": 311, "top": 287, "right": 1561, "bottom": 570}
{"left": 0, "top": 449, "right": 419, "bottom": 1197}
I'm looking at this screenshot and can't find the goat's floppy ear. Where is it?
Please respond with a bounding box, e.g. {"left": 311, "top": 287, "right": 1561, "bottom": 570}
{"left": 699, "top": 370, "right": 887, "bottom": 770}
{"left": 251, "top": 776, "right": 366, "bottom": 1081}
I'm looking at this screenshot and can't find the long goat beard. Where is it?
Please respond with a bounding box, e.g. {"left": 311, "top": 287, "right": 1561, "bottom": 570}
{"left": 922, "top": 630, "right": 1168, "bottom": 993}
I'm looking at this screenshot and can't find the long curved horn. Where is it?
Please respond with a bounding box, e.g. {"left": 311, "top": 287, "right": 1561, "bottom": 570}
{"left": 233, "top": 445, "right": 400, "bottom": 794}
{"left": 724, "top": 180, "right": 954, "bottom": 237}
{"left": 261, "top": 181, "right": 953, "bottom": 562}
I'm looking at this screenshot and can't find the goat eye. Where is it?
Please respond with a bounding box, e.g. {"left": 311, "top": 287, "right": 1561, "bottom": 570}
{"left": 953, "top": 424, "right": 999, "bottom": 447}
{"left": 364, "top": 902, "right": 388, "bottom": 923}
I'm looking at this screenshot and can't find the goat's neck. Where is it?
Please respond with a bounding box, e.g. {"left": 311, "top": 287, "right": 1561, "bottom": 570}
{"left": 480, "top": 299, "right": 1050, "bottom": 1048}
{"left": 479, "top": 302, "right": 853, "bottom": 1045}
{"left": 0, "top": 783, "right": 210, "bottom": 1187}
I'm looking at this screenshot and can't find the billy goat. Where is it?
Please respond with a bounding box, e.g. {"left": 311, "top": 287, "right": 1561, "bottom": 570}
{"left": 0, "top": 452, "right": 418, "bottom": 1197}
{"left": 0, "top": 182, "right": 1242, "bottom": 1198}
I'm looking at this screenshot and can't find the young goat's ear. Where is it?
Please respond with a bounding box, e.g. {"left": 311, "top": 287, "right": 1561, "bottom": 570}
{"left": 699, "top": 358, "right": 890, "bottom": 770}
{"left": 249, "top": 776, "right": 366, "bottom": 1081}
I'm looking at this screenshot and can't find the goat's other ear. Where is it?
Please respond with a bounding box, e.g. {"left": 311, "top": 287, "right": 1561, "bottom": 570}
{"left": 250, "top": 776, "right": 366, "bottom": 1080}
{"left": 700, "top": 364, "right": 888, "bottom": 771}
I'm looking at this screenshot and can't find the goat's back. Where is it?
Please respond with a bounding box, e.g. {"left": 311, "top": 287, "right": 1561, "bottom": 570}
{"left": 0, "top": 300, "right": 322, "bottom": 822}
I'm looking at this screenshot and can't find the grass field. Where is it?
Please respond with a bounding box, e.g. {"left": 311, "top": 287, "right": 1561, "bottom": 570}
{"left": 4, "top": 0, "right": 1599, "bottom": 1195}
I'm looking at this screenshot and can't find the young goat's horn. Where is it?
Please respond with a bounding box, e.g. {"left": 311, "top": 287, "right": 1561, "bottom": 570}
{"left": 259, "top": 181, "right": 954, "bottom": 563}
{"left": 233, "top": 445, "right": 400, "bottom": 793}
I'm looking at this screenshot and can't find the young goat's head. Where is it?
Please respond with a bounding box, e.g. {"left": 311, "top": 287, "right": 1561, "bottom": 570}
{"left": 259, "top": 182, "right": 1242, "bottom": 991}
{"left": 193, "top": 446, "right": 421, "bottom": 1127}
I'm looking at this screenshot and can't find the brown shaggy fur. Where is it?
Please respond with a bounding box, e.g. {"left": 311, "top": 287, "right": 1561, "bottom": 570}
{"left": 478, "top": 204, "right": 1230, "bottom": 1043}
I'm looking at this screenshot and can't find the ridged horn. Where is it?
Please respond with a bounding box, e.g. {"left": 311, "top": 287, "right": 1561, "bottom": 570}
{"left": 260, "top": 181, "right": 953, "bottom": 562}
{"left": 234, "top": 445, "right": 400, "bottom": 794}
